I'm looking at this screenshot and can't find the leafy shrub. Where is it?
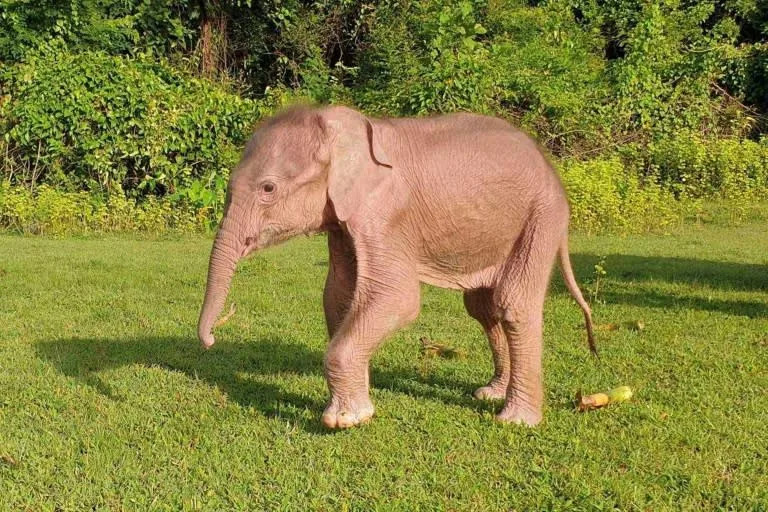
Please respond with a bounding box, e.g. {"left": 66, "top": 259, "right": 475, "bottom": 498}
{"left": 0, "top": 0, "right": 192, "bottom": 61}
{"left": 352, "top": 0, "right": 750, "bottom": 153}
{"left": 353, "top": 1, "right": 499, "bottom": 115}
{"left": 1, "top": 0, "right": 767, "bottom": 236}
{"left": 485, "top": 1, "right": 611, "bottom": 152}
{"left": 559, "top": 158, "right": 694, "bottom": 234}
{"left": 402, "top": 2, "right": 497, "bottom": 114}
{"left": 647, "top": 134, "right": 768, "bottom": 199}
{"left": 0, "top": 46, "right": 259, "bottom": 198}
{"left": 0, "top": 183, "right": 204, "bottom": 234}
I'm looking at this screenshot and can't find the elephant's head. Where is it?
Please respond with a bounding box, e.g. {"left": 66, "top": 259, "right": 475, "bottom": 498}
{"left": 197, "top": 105, "right": 391, "bottom": 349}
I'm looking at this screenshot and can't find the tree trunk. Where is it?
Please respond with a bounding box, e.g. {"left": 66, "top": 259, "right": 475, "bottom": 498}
{"left": 200, "top": 0, "right": 228, "bottom": 77}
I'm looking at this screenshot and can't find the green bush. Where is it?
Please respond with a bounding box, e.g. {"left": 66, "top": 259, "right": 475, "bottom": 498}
{"left": 647, "top": 134, "right": 768, "bottom": 199}
{"left": 559, "top": 157, "right": 695, "bottom": 234}
{"left": 485, "top": 1, "right": 611, "bottom": 152}
{"left": 352, "top": 1, "right": 498, "bottom": 115}
{"left": 0, "top": 0, "right": 192, "bottom": 61}
{"left": 1, "top": 0, "right": 767, "bottom": 235}
{"left": 0, "top": 183, "right": 204, "bottom": 234}
{"left": 351, "top": 0, "right": 752, "bottom": 153}
{"left": 1, "top": 46, "right": 260, "bottom": 198}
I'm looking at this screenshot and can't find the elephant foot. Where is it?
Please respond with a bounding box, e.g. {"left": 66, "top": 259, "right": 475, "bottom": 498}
{"left": 495, "top": 403, "right": 542, "bottom": 427}
{"left": 322, "top": 396, "right": 375, "bottom": 429}
{"left": 473, "top": 378, "right": 508, "bottom": 401}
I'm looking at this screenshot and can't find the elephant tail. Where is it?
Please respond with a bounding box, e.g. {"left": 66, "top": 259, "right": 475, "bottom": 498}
{"left": 558, "top": 234, "right": 598, "bottom": 356}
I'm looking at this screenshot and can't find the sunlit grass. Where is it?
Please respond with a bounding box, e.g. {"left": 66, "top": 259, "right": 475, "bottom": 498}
{"left": 0, "top": 219, "right": 766, "bottom": 510}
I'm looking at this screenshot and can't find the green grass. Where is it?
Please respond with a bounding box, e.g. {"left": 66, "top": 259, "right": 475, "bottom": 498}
{"left": 1, "top": 220, "right": 767, "bottom": 511}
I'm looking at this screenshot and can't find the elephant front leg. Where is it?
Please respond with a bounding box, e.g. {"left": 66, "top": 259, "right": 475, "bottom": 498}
{"left": 322, "top": 271, "right": 421, "bottom": 429}
{"left": 323, "top": 229, "right": 357, "bottom": 338}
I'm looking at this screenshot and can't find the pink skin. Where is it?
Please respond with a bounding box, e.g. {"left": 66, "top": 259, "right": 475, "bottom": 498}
{"left": 198, "top": 105, "right": 596, "bottom": 429}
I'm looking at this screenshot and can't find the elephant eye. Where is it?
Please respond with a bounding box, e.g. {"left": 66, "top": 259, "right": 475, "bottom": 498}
{"left": 261, "top": 182, "right": 275, "bottom": 194}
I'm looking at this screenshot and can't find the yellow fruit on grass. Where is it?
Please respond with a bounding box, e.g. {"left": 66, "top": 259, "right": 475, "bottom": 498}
{"left": 577, "top": 386, "right": 633, "bottom": 411}
{"left": 607, "top": 386, "right": 633, "bottom": 402}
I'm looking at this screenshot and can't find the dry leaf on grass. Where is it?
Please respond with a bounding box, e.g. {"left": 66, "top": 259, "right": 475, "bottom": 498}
{"left": 419, "top": 337, "right": 465, "bottom": 359}
{"left": 1, "top": 454, "right": 18, "bottom": 467}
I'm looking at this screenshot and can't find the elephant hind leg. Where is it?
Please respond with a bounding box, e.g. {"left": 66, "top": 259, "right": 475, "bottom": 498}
{"left": 463, "top": 288, "right": 509, "bottom": 401}
{"left": 493, "top": 208, "right": 566, "bottom": 426}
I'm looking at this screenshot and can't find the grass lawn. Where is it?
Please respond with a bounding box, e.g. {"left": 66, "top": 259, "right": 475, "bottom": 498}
{"left": 1, "top": 219, "right": 766, "bottom": 510}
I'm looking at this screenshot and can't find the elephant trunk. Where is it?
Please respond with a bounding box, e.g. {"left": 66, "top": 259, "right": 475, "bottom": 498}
{"left": 198, "top": 217, "right": 243, "bottom": 349}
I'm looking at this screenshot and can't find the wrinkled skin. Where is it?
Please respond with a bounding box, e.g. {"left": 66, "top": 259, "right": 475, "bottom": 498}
{"left": 198, "top": 105, "right": 595, "bottom": 429}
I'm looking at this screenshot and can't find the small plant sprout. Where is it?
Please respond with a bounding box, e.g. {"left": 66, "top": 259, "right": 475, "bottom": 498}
{"left": 591, "top": 256, "right": 607, "bottom": 303}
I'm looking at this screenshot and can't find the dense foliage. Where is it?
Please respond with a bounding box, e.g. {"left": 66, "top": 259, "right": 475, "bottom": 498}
{"left": 2, "top": 48, "right": 258, "bottom": 193}
{"left": 1, "top": 0, "right": 767, "bottom": 233}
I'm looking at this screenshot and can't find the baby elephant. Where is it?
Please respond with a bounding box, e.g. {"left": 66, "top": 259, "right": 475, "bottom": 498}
{"left": 198, "top": 105, "right": 595, "bottom": 429}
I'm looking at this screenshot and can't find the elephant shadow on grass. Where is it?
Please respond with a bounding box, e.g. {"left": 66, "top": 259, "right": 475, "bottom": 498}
{"left": 35, "top": 335, "right": 497, "bottom": 434}
{"left": 36, "top": 336, "right": 332, "bottom": 432}
{"left": 35, "top": 253, "right": 767, "bottom": 433}
{"left": 565, "top": 253, "right": 768, "bottom": 318}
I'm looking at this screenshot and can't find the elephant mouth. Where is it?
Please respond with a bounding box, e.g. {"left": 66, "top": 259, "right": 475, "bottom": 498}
{"left": 240, "top": 238, "right": 260, "bottom": 258}
{"left": 243, "top": 225, "right": 295, "bottom": 255}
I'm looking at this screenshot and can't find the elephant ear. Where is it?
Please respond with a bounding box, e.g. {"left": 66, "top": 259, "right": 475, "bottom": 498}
{"left": 317, "top": 106, "right": 392, "bottom": 223}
